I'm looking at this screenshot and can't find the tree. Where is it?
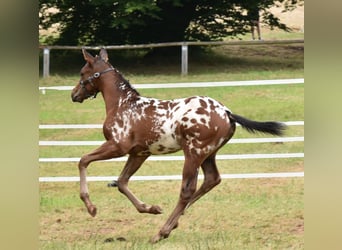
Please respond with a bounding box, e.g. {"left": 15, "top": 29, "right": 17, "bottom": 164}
{"left": 39, "top": 0, "right": 303, "bottom": 45}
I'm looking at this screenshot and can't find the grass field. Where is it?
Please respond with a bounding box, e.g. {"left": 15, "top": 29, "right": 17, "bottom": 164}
{"left": 40, "top": 178, "right": 303, "bottom": 250}
{"left": 39, "top": 27, "right": 304, "bottom": 249}
{"left": 39, "top": 83, "right": 304, "bottom": 249}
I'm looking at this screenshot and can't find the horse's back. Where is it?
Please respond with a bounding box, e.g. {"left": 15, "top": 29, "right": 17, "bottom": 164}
{"left": 142, "top": 96, "right": 232, "bottom": 156}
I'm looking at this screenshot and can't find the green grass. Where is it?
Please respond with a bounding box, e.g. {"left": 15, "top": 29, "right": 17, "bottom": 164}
{"left": 39, "top": 32, "right": 303, "bottom": 249}
{"left": 40, "top": 179, "right": 303, "bottom": 249}
{"left": 40, "top": 84, "right": 303, "bottom": 124}
{"left": 39, "top": 83, "right": 304, "bottom": 248}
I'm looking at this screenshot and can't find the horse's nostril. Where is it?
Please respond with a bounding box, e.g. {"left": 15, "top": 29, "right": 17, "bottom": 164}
{"left": 72, "top": 94, "right": 84, "bottom": 103}
{"left": 71, "top": 93, "right": 78, "bottom": 102}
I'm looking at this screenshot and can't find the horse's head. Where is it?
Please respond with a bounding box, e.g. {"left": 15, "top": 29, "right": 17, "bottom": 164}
{"left": 71, "top": 48, "right": 114, "bottom": 103}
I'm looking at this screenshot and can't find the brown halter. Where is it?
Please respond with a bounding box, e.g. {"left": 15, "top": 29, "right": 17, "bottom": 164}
{"left": 79, "top": 67, "right": 115, "bottom": 99}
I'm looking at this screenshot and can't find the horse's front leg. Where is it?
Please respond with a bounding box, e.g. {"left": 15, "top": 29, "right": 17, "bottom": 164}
{"left": 116, "top": 154, "right": 163, "bottom": 214}
{"left": 79, "top": 140, "right": 124, "bottom": 217}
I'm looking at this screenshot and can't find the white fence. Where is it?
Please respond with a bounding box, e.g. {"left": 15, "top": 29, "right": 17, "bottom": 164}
{"left": 39, "top": 136, "right": 303, "bottom": 146}
{"left": 39, "top": 79, "right": 304, "bottom": 182}
{"left": 40, "top": 39, "right": 304, "bottom": 77}
{"left": 40, "top": 153, "right": 304, "bottom": 163}
{"left": 39, "top": 121, "right": 303, "bottom": 129}
{"left": 39, "top": 78, "right": 304, "bottom": 93}
{"left": 39, "top": 172, "right": 304, "bottom": 183}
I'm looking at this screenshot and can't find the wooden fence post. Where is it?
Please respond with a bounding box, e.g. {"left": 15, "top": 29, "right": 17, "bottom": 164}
{"left": 181, "top": 43, "right": 188, "bottom": 75}
{"left": 39, "top": 40, "right": 303, "bottom": 77}
{"left": 43, "top": 47, "right": 50, "bottom": 78}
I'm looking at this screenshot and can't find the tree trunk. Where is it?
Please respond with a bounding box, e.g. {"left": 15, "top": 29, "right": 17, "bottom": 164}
{"left": 145, "top": 1, "right": 197, "bottom": 43}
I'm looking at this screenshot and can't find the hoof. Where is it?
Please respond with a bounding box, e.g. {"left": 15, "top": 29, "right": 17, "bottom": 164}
{"left": 150, "top": 234, "right": 162, "bottom": 244}
{"left": 107, "top": 180, "right": 118, "bottom": 187}
{"left": 150, "top": 232, "right": 169, "bottom": 243}
{"left": 87, "top": 205, "right": 97, "bottom": 217}
{"left": 150, "top": 205, "right": 163, "bottom": 214}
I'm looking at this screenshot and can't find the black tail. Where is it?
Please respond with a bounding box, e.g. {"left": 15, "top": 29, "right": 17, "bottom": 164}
{"left": 228, "top": 112, "right": 286, "bottom": 136}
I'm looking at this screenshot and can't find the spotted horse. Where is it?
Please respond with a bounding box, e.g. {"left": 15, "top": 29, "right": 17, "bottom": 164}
{"left": 71, "top": 48, "right": 286, "bottom": 243}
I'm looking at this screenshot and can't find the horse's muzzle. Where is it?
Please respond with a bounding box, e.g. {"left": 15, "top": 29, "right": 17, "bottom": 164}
{"left": 71, "top": 94, "right": 84, "bottom": 103}
{"left": 71, "top": 88, "right": 84, "bottom": 103}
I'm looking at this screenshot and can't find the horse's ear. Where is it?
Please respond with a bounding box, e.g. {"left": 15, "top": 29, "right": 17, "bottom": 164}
{"left": 82, "top": 48, "right": 95, "bottom": 64}
{"left": 99, "top": 48, "right": 108, "bottom": 62}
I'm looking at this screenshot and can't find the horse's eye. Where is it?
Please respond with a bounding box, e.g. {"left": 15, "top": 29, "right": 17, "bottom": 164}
{"left": 80, "top": 73, "right": 84, "bottom": 77}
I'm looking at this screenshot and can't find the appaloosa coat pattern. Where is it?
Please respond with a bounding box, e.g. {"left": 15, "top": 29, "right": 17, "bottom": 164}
{"left": 71, "top": 48, "right": 286, "bottom": 243}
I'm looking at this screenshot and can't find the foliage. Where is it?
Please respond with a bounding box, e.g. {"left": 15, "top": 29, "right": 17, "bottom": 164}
{"left": 39, "top": 0, "right": 303, "bottom": 45}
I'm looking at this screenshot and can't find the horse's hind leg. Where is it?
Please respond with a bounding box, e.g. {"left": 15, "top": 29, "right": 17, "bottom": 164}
{"left": 78, "top": 141, "right": 124, "bottom": 217}
{"left": 151, "top": 156, "right": 200, "bottom": 243}
{"left": 185, "top": 126, "right": 235, "bottom": 209}
{"left": 116, "top": 154, "right": 162, "bottom": 214}
{"left": 186, "top": 153, "right": 221, "bottom": 209}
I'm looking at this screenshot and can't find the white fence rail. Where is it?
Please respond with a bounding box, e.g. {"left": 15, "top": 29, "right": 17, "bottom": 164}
{"left": 39, "top": 172, "right": 304, "bottom": 183}
{"left": 39, "top": 121, "right": 304, "bottom": 129}
{"left": 39, "top": 136, "right": 303, "bottom": 146}
{"left": 39, "top": 153, "right": 304, "bottom": 163}
{"left": 39, "top": 78, "right": 304, "bottom": 92}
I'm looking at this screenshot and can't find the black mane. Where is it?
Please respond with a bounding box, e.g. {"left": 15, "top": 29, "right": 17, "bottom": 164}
{"left": 114, "top": 68, "right": 140, "bottom": 97}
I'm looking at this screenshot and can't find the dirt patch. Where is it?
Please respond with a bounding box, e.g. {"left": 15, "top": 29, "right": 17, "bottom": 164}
{"left": 292, "top": 220, "right": 304, "bottom": 234}
{"left": 269, "top": 5, "right": 304, "bottom": 31}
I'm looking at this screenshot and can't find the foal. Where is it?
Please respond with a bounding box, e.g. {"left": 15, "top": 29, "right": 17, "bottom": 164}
{"left": 71, "top": 48, "right": 286, "bottom": 243}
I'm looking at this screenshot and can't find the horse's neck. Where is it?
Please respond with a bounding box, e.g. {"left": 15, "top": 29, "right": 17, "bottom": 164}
{"left": 101, "top": 75, "right": 139, "bottom": 115}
